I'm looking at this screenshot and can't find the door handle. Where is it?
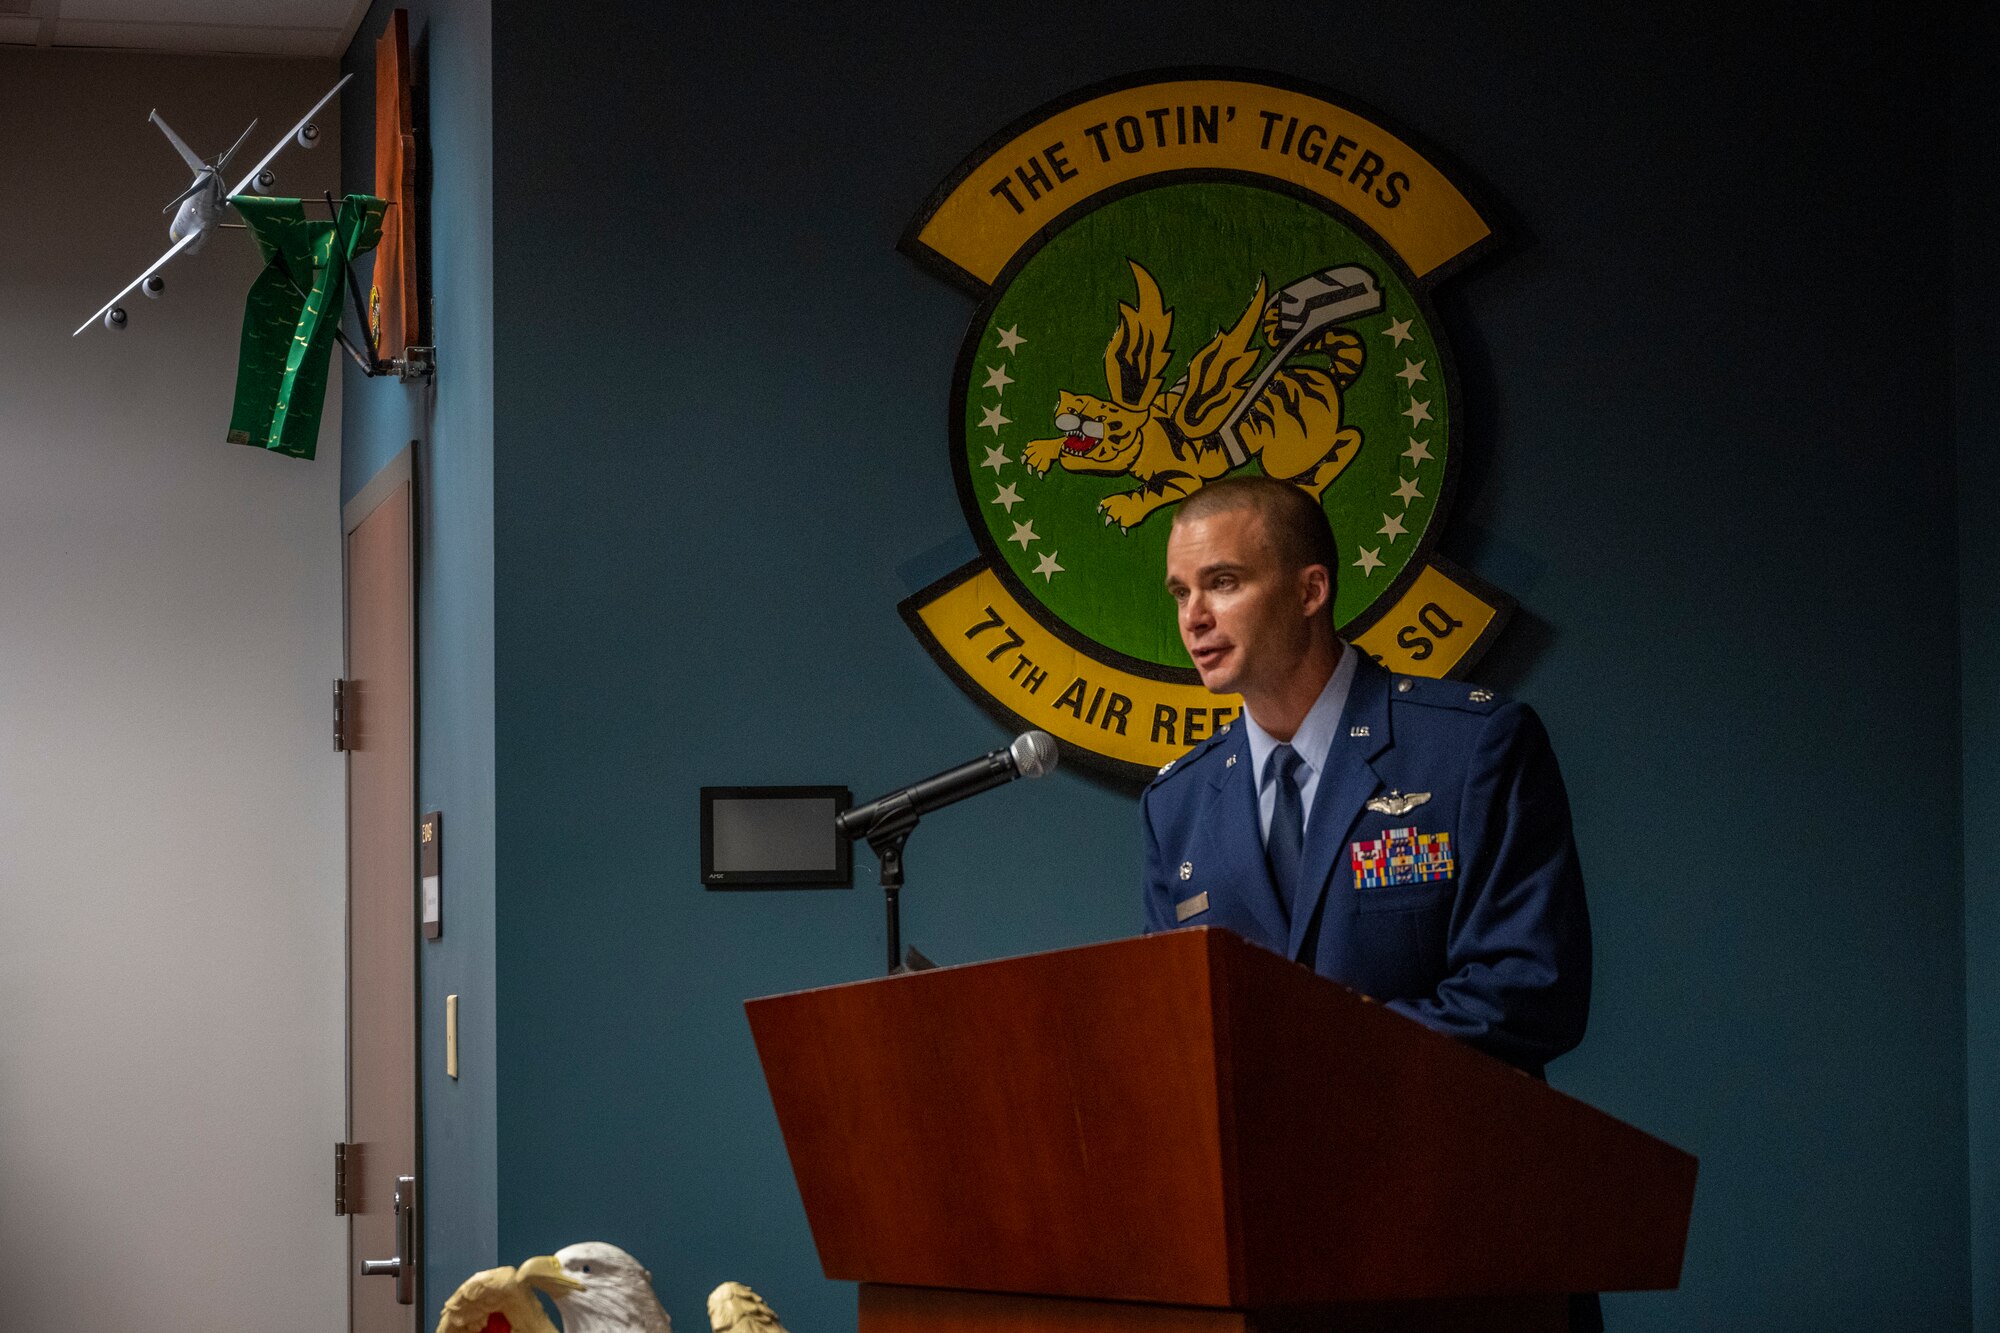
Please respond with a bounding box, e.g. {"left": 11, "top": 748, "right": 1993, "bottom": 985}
{"left": 360, "top": 1174, "right": 417, "bottom": 1305}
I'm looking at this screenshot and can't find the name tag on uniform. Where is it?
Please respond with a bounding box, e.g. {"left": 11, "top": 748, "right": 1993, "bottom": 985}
{"left": 1174, "top": 891, "right": 1210, "bottom": 922}
{"left": 1351, "top": 827, "right": 1454, "bottom": 888}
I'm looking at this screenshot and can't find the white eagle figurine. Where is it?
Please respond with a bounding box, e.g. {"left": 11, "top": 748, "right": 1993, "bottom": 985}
{"left": 518, "top": 1242, "right": 673, "bottom": 1333}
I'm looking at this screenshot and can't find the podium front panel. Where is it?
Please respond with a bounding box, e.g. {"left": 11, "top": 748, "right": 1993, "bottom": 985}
{"left": 748, "top": 934, "right": 1239, "bottom": 1304}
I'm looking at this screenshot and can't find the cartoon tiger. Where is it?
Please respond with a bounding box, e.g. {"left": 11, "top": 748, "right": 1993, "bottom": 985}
{"left": 1021, "top": 260, "right": 1376, "bottom": 529}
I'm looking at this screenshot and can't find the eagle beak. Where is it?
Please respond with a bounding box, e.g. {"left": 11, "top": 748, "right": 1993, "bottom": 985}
{"left": 517, "top": 1254, "right": 583, "bottom": 1293}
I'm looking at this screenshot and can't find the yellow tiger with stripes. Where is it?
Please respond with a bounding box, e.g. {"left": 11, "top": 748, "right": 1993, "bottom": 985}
{"left": 1022, "top": 260, "right": 1372, "bottom": 530}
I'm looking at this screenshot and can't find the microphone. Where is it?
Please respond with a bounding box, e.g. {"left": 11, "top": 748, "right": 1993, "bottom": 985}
{"left": 837, "top": 731, "right": 1059, "bottom": 839}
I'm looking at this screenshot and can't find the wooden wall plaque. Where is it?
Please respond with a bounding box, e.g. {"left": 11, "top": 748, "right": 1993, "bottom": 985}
{"left": 370, "top": 9, "right": 418, "bottom": 360}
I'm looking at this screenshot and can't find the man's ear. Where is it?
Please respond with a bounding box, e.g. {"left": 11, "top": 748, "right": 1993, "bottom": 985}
{"left": 1299, "top": 564, "right": 1332, "bottom": 619}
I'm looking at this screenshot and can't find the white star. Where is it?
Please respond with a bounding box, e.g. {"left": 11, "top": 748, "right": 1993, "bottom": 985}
{"left": 1402, "top": 437, "right": 1432, "bottom": 465}
{"left": 991, "top": 482, "right": 1023, "bottom": 511}
{"left": 1402, "top": 398, "right": 1432, "bottom": 426}
{"left": 980, "top": 444, "right": 1011, "bottom": 473}
{"left": 1033, "top": 550, "right": 1064, "bottom": 581}
{"left": 983, "top": 364, "right": 1014, "bottom": 392}
{"left": 1382, "top": 316, "right": 1414, "bottom": 346}
{"left": 1008, "top": 520, "right": 1039, "bottom": 549}
{"left": 1379, "top": 512, "right": 1407, "bottom": 540}
{"left": 979, "top": 404, "right": 1012, "bottom": 434}
{"left": 995, "top": 325, "right": 1027, "bottom": 352}
{"left": 1393, "top": 475, "right": 1424, "bottom": 504}
{"left": 1395, "top": 358, "right": 1428, "bottom": 386}
{"left": 1354, "top": 547, "right": 1384, "bottom": 576}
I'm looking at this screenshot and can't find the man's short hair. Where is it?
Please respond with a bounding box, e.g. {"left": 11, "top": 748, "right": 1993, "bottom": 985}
{"left": 1172, "top": 476, "right": 1340, "bottom": 613}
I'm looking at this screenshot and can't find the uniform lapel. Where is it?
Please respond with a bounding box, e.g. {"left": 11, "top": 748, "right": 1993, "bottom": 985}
{"left": 1207, "top": 727, "right": 1291, "bottom": 950}
{"left": 1285, "top": 653, "right": 1391, "bottom": 961}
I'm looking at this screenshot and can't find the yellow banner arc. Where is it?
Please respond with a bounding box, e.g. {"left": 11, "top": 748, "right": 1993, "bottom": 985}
{"left": 908, "top": 565, "right": 1242, "bottom": 775}
{"left": 911, "top": 77, "right": 1491, "bottom": 288}
{"left": 1348, "top": 559, "right": 1510, "bottom": 678}
{"left": 904, "top": 557, "right": 1511, "bottom": 782}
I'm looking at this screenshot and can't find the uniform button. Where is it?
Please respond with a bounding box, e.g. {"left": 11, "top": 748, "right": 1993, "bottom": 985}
{"left": 1396, "top": 679, "right": 1412, "bottom": 693}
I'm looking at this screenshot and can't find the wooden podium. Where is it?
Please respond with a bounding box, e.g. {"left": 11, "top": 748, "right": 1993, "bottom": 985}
{"left": 745, "top": 929, "right": 1696, "bottom": 1333}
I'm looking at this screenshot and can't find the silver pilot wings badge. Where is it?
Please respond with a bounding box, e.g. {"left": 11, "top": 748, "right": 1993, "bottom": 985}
{"left": 1366, "top": 790, "right": 1432, "bottom": 816}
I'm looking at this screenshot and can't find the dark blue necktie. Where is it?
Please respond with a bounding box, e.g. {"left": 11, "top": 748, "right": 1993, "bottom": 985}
{"left": 1266, "top": 744, "right": 1306, "bottom": 920}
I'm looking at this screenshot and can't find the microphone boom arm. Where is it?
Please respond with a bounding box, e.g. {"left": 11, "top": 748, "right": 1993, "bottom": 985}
{"left": 836, "top": 750, "right": 1017, "bottom": 840}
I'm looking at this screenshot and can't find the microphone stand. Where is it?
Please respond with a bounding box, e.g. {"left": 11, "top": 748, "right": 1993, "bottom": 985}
{"left": 855, "top": 801, "right": 920, "bottom": 976}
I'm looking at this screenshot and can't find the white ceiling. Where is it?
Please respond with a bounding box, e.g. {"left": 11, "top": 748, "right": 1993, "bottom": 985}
{"left": 0, "top": 0, "right": 371, "bottom": 57}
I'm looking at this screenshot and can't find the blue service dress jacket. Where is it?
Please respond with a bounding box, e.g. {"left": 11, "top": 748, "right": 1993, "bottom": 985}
{"left": 1141, "top": 653, "right": 1592, "bottom": 1073}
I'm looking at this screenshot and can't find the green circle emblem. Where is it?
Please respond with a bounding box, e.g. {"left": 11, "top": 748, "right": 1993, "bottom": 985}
{"left": 958, "top": 181, "right": 1451, "bottom": 672}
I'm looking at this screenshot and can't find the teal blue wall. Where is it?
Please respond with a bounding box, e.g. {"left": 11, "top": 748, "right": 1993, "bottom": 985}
{"left": 340, "top": 0, "right": 498, "bottom": 1318}
{"left": 351, "top": 2, "right": 1988, "bottom": 1328}
{"left": 1955, "top": 0, "right": 1999, "bottom": 1326}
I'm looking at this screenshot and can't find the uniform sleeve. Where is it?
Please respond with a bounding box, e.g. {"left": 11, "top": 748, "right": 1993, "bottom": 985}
{"left": 1139, "top": 785, "right": 1177, "bottom": 935}
{"left": 1383, "top": 702, "right": 1592, "bottom": 1070}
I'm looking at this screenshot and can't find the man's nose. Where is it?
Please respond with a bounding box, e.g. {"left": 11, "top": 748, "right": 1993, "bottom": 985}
{"left": 1181, "top": 591, "right": 1211, "bottom": 631}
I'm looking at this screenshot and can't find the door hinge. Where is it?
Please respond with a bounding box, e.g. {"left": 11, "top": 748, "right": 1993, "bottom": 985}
{"left": 334, "top": 1141, "right": 352, "bottom": 1215}
{"left": 333, "top": 678, "right": 353, "bottom": 752}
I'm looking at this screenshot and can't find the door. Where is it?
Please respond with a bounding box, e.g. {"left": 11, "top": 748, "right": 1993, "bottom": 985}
{"left": 345, "top": 474, "right": 419, "bottom": 1332}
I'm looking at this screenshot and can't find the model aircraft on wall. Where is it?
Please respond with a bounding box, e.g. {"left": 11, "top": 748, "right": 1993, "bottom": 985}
{"left": 72, "top": 73, "right": 353, "bottom": 336}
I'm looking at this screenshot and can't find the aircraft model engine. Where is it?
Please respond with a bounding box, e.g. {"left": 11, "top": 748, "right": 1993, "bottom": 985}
{"left": 104, "top": 307, "right": 127, "bottom": 331}
{"left": 253, "top": 169, "right": 276, "bottom": 194}
{"left": 142, "top": 275, "right": 165, "bottom": 299}
{"left": 297, "top": 121, "right": 320, "bottom": 149}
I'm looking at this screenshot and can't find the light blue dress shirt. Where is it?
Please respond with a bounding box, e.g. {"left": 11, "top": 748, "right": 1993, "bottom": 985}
{"left": 1239, "top": 644, "right": 1359, "bottom": 844}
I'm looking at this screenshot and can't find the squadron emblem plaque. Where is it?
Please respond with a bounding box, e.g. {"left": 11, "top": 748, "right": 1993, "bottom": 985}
{"left": 899, "top": 71, "right": 1516, "bottom": 783}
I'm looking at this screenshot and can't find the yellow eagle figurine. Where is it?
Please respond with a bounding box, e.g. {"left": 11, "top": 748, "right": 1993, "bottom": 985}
{"left": 707, "top": 1281, "right": 790, "bottom": 1333}
{"left": 435, "top": 1257, "right": 574, "bottom": 1333}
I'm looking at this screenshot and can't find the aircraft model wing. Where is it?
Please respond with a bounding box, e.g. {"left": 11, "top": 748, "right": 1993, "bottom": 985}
{"left": 227, "top": 72, "right": 352, "bottom": 199}
{"left": 71, "top": 231, "right": 198, "bottom": 337}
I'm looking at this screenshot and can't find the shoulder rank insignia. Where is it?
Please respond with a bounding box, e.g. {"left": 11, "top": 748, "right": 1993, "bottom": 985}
{"left": 1469, "top": 688, "right": 1493, "bottom": 703}
{"left": 1366, "top": 790, "right": 1431, "bottom": 816}
{"left": 1158, "top": 760, "right": 1175, "bottom": 776}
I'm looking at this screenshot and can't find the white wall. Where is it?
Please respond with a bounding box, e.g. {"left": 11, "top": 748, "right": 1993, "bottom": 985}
{"left": 0, "top": 51, "right": 347, "bottom": 1332}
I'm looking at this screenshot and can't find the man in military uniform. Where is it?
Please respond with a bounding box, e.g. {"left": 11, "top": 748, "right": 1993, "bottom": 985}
{"left": 1143, "top": 475, "right": 1591, "bottom": 1074}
